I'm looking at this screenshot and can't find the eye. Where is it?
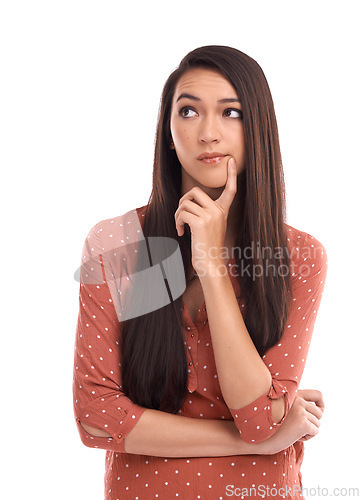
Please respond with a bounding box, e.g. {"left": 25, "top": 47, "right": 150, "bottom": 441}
{"left": 179, "top": 106, "right": 197, "bottom": 118}
{"left": 178, "top": 106, "right": 243, "bottom": 119}
{"left": 224, "top": 108, "right": 243, "bottom": 119}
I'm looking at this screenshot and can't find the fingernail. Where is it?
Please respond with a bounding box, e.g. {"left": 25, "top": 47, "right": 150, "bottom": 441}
{"left": 230, "top": 158, "right": 236, "bottom": 168}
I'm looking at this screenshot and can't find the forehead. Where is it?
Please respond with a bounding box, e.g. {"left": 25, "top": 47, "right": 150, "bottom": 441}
{"left": 173, "top": 67, "right": 237, "bottom": 100}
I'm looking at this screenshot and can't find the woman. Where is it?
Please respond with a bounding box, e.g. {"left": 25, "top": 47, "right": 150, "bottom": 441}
{"left": 73, "top": 45, "right": 328, "bottom": 499}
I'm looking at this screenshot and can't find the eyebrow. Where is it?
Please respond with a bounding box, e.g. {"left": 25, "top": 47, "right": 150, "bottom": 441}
{"left": 176, "top": 93, "right": 240, "bottom": 104}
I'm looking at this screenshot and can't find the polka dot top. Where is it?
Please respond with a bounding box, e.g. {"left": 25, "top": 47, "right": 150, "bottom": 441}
{"left": 73, "top": 204, "right": 328, "bottom": 500}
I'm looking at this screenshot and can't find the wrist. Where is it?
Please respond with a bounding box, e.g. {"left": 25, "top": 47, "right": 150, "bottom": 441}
{"left": 240, "top": 438, "right": 270, "bottom": 456}
{"left": 232, "top": 430, "right": 270, "bottom": 456}
{"left": 196, "top": 259, "right": 228, "bottom": 280}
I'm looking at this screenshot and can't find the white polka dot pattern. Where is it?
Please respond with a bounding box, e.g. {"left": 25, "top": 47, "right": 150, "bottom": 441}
{"left": 73, "top": 208, "right": 147, "bottom": 453}
{"left": 228, "top": 230, "right": 328, "bottom": 443}
{"left": 72, "top": 205, "right": 327, "bottom": 499}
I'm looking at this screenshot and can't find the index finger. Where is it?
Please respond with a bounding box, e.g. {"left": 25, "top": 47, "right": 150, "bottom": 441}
{"left": 216, "top": 156, "right": 237, "bottom": 212}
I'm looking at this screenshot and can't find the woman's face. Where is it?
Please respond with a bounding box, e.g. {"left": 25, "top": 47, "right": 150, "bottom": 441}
{"left": 170, "top": 67, "right": 246, "bottom": 198}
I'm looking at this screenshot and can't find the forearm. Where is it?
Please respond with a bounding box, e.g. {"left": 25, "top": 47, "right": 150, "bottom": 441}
{"left": 79, "top": 408, "right": 264, "bottom": 457}
{"left": 199, "top": 264, "right": 275, "bottom": 412}
{"left": 79, "top": 406, "right": 286, "bottom": 457}
{"left": 124, "top": 408, "right": 264, "bottom": 457}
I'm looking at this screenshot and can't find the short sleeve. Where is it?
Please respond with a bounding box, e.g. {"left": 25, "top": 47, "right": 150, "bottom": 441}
{"left": 228, "top": 232, "right": 328, "bottom": 443}
{"left": 72, "top": 222, "right": 146, "bottom": 452}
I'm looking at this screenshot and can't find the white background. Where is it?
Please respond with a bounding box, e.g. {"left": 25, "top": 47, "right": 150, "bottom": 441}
{"left": 1, "top": 1, "right": 359, "bottom": 498}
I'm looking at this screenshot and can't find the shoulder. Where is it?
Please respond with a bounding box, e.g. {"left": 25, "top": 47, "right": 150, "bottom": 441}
{"left": 284, "top": 223, "right": 328, "bottom": 282}
{"left": 79, "top": 205, "right": 149, "bottom": 283}
{"left": 85, "top": 204, "right": 148, "bottom": 248}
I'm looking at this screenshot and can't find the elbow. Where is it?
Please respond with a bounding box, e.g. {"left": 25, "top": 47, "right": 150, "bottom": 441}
{"left": 78, "top": 432, "right": 96, "bottom": 449}
{"left": 75, "top": 417, "right": 114, "bottom": 449}
{"left": 78, "top": 420, "right": 113, "bottom": 438}
{"left": 229, "top": 380, "right": 291, "bottom": 443}
{"left": 231, "top": 394, "right": 288, "bottom": 444}
{"left": 77, "top": 427, "right": 98, "bottom": 449}
{"left": 271, "top": 395, "right": 286, "bottom": 424}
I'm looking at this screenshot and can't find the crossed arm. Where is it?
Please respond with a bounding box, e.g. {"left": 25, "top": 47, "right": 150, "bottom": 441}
{"left": 74, "top": 224, "right": 326, "bottom": 457}
{"left": 79, "top": 399, "right": 285, "bottom": 457}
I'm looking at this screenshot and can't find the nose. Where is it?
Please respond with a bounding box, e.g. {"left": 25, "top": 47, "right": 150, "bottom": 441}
{"left": 199, "top": 114, "right": 221, "bottom": 143}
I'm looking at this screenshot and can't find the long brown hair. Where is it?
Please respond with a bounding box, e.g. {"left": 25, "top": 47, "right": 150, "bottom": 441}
{"left": 120, "top": 45, "right": 293, "bottom": 413}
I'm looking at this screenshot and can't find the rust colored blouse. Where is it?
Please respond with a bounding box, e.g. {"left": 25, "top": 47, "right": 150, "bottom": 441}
{"left": 73, "top": 204, "right": 328, "bottom": 500}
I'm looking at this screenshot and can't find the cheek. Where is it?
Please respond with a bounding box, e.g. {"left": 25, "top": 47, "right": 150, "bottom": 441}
{"left": 171, "top": 114, "right": 189, "bottom": 137}
{"left": 174, "top": 127, "right": 191, "bottom": 146}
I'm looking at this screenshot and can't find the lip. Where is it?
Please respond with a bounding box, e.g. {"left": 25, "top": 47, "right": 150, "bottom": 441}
{"left": 197, "top": 152, "right": 227, "bottom": 160}
{"left": 199, "top": 156, "right": 227, "bottom": 164}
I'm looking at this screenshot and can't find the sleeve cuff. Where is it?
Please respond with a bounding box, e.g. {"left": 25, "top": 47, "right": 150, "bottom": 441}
{"left": 75, "top": 394, "right": 147, "bottom": 452}
{"left": 110, "top": 403, "right": 147, "bottom": 450}
{"left": 228, "top": 379, "right": 290, "bottom": 443}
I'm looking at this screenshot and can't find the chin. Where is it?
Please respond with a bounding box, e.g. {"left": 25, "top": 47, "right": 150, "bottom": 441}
{"left": 182, "top": 165, "right": 227, "bottom": 190}
{"left": 203, "top": 182, "right": 226, "bottom": 190}
{"left": 197, "top": 174, "right": 227, "bottom": 189}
